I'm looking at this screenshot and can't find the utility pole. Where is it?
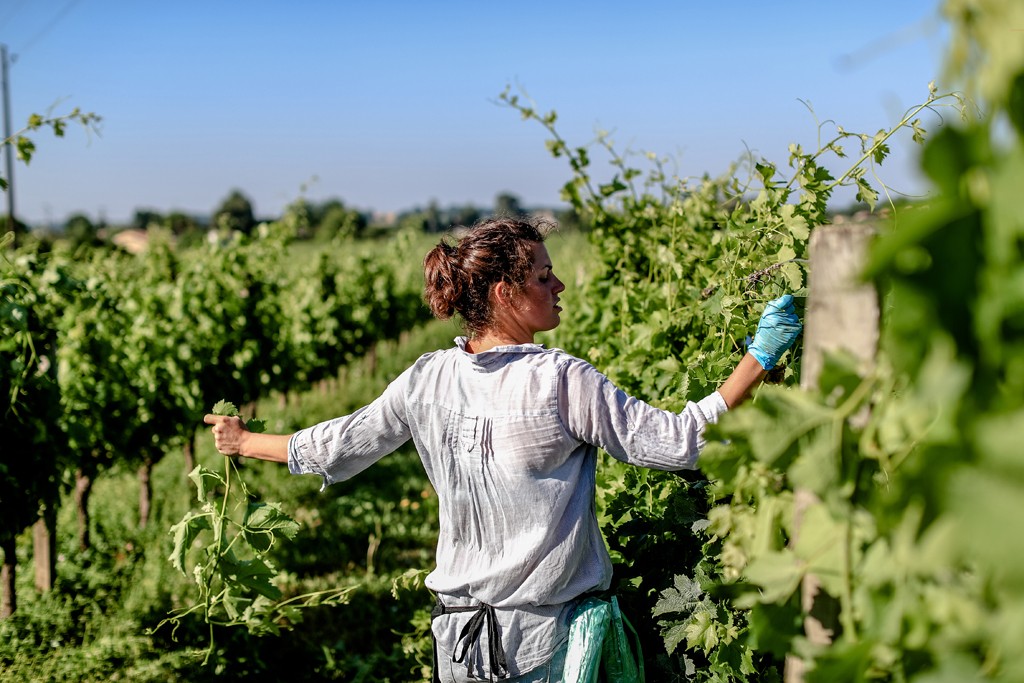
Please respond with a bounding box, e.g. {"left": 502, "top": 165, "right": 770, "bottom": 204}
{"left": 1, "top": 44, "right": 14, "bottom": 234}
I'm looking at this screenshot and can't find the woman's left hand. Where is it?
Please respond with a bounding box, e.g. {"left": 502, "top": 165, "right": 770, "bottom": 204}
{"left": 748, "top": 294, "right": 803, "bottom": 370}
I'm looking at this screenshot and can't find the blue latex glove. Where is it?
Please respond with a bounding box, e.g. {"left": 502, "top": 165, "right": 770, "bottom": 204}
{"left": 748, "top": 294, "right": 803, "bottom": 370}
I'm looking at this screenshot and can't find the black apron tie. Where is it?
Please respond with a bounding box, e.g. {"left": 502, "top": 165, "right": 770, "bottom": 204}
{"left": 432, "top": 598, "right": 510, "bottom": 681}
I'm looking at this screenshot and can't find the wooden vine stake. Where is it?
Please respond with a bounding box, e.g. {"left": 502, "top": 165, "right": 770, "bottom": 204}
{"left": 784, "top": 222, "right": 879, "bottom": 683}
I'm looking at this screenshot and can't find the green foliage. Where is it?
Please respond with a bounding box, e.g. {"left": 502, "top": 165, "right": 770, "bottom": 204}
{"left": 502, "top": 72, "right": 968, "bottom": 679}
{"left": 1, "top": 246, "right": 72, "bottom": 554}
{"left": 63, "top": 213, "right": 99, "bottom": 249}
{"left": 498, "top": 4, "right": 1024, "bottom": 682}
{"left": 689, "top": 6, "right": 1024, "bottom": 680}
{"left": 2, "top": 222, "right": 439, "bottom": 678}
{"left": 0, "top": 215, "right": 31, "bottom": 242}
{"left": 160, "top": 400, "right": 354, "bottom": 665}
{"left": 942, "top": 0, "right": 1024, "bottom": 113}
{"left": 165, "top": 210, "right": 202, "bottom": 237}
{"left": 132, "top": 209, "right": 164, "bottom": 231}
{"left": 212, "top": 189, "right": 256, "bottom": 235}
{"left": 697, "top": 110, "right": 1024, "bottom": 678}
{"left": 318, "top": 203, "right": 369, "bottom": 242}
{"left": 5, "top": 217, "right": 429, "bottom": 500}
{"left": 494, "top": 191, "right": 525, "bottom": 217}
{"left": 0, "top": 107, "right": 101, "bottom": 193}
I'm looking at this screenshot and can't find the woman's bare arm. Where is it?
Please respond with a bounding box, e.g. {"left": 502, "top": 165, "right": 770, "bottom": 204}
{"left": 203, "top": 414, "right": 292, "bottom": 463}
{"left": 716, "top": 353, "right": 769, "bottom": 409}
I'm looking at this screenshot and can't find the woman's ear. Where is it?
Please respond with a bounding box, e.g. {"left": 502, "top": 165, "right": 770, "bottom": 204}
{"left": 491, "top": 280, "right": 516, "bottom": 309}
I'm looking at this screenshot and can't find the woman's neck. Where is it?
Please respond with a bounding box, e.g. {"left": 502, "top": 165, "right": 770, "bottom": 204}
{"left": 465, "top": 329, "right": 532, "bottom": 354}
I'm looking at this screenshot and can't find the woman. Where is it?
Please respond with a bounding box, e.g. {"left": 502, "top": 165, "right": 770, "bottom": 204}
{"left": 204, "top": 216, "right": 802, "bottom": 682}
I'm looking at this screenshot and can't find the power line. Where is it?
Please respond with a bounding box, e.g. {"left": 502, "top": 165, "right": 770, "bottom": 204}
{"left": 834, "top": 14, "right": 942, "bottom": 73}
{"left": 17, "top": 0, "right": 83, "bottom": 56}
{"left": 0, "top": 0, "right": 32, "bottom": 30}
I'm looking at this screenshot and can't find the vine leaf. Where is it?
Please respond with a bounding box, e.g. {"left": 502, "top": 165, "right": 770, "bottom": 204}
{"left": 211, "top": 399, "right": 238, "bottom": 416}
{"left": 243, "top": 501, "right": 300, "bottom": 552}
{"left": 211, "top": 397, "right": 267, "bottom": 432}
{"left": 219, "top": 552, "right": 281, "bottom": 600}
{"left": 169, "top": 510, "right": 213, "bottom": 575}
{"left": 741, "top": 551, "right": 802, "bottom": 605}
{"left": 654, "top": 575, "right": 720, "bottom": 654}
{"left": 653, "top": 574, "right": 704, "bottom": 617}
{"left": 187, "top": 464, "right": 221, "bottom": 502}
{"left": 684, "top": 608, "right": 720, "bottom": 653}
{"left": 662, "top": 623, "right": 689, "bottom": 655}
{"left": 792, "top": 504, "right": 846, "bottom": 598}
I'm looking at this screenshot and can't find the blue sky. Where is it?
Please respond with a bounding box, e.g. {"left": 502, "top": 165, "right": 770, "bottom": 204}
{"left": 3, "top": 0, "right": 950, "bottom": 225}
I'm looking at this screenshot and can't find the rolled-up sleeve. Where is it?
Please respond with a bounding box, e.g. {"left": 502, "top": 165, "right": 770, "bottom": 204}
{"left": 288, "top": 369, "right": 412, "bottom": 489}
{"left": 557, "top": 358, "right": 727, "bottom": 471}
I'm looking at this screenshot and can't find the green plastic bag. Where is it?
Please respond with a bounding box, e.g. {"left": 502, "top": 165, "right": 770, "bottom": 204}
{"left": 563, "top": 597, "right": 610, "bottom": 683}
{"left": 562, "top": 596, "right": 644, "bottom": 683}
{"left": 601, "top": 596, "right": 644, "bottom": 683}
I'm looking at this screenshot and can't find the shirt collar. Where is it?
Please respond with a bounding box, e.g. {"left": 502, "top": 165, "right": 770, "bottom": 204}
{"left": 454, "top": 336, "right": 547, "bottom": 356}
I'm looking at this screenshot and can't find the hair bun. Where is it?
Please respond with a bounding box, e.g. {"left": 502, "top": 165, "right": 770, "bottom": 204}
{"left": 423, "top": 240, "right": 462, "bottom": 321}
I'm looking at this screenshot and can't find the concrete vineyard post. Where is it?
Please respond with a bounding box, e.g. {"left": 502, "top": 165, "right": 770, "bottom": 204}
{"left": 784, "top": 222, "right": 879, "bottom": 683}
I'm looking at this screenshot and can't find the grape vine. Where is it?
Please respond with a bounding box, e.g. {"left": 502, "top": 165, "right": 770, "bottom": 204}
{"left": 159, "top": 401, "right": 354, "bottom": 664}
{"left": 502, "top": 78, "right": 971, "bottom": 680}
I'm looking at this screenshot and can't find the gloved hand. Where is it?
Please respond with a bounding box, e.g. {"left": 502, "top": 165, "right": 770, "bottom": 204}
{"left": 748, "top": 294, "right": 803, "bottom": 370}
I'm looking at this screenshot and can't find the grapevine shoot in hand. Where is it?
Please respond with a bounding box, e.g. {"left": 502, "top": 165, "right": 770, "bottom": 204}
{"left": 203, "top": 400, "right": 292, "bottom": 463}
{"left": 158, "top": 400, "right": 351, "bottom": 664}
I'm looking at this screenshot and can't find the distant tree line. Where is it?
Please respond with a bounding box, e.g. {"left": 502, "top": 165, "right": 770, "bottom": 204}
{"left": 395, "top": 191, "right": 585, "bottom": 234}
{"left": 12, "top": 188, "right": 588, "bottom": 252}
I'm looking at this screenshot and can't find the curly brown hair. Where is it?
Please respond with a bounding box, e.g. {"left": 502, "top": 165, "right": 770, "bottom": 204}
{"left": 422, "top": 215, "right": 553, "bottom": 336}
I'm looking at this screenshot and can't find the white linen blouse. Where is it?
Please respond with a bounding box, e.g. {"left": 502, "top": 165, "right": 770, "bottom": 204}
{"left": 288, "top": 337, "right": 727, "bottom": 677}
